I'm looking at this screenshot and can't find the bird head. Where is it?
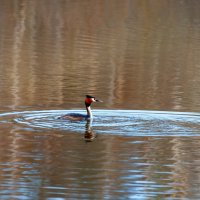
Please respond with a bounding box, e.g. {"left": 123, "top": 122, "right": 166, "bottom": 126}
{"left": 85, "top": 95, "right": 103, "bottom": 107}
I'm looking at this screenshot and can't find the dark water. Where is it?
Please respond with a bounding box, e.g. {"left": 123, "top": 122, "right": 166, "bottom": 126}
{"left": 1, "top": 0, "right": 200, "bottom": 199}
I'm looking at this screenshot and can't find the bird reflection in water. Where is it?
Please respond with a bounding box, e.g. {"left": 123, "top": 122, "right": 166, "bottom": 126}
{"left": 84, "top": 119, "right": 96, "bottom": 142}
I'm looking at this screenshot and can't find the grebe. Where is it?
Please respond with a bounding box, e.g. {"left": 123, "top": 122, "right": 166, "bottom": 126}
{"left": 59, "top": 95, "right": 102, "bottom": 121}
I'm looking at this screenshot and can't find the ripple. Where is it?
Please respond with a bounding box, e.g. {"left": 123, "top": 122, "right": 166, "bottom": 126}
{"left": 0, "top": 110, "right": 200, "bottom": 136}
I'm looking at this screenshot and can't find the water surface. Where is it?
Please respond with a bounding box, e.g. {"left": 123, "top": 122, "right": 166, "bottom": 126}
{"left": 1, "top": 109, "right": 200, "bottom": 136}
{"left": 1, "top": 0, "right": 200, "bottom": 199}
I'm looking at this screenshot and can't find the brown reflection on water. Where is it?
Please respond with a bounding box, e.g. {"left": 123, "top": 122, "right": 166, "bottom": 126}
{"left": 1, "top": 128, "right": 200, "bottom": 199}
{"left": 0, "top": 1, "right": 200, "bottom": 110}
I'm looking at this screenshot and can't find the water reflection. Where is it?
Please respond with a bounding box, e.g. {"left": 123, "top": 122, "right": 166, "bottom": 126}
{"left": 0, "top": 1, "right": 200, "bottom": 111}
{"left": 1, "top": 122, "right": 200, "bottom": 199}
{"left": 84, "top": 119, "right": 97, "bottom": 142}
{"left": 1, "top": 0, "right": 200, "bottom": 199}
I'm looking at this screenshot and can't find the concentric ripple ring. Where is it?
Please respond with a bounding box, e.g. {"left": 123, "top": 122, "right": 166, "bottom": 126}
{"left": 0, "top": 110, "right": 200, "bottom": 136}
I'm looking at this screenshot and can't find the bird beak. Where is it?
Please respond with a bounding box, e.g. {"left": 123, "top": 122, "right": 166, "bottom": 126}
{"left": 95, "top": 99, "right": 103, "bottom": 102}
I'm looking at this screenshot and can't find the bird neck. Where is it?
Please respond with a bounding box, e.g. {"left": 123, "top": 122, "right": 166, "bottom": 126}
{"left": 86, "top": 105, "right": 93, "bottom": 118}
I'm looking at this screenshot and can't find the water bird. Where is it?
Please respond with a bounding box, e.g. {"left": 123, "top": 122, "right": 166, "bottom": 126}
{"left": 59, "top": 95, "right": 102, "bottom": 121}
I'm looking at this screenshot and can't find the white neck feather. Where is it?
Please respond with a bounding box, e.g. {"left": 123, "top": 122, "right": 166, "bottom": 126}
{"left": 86, "top": 106, "right": 93, "bottom": 118}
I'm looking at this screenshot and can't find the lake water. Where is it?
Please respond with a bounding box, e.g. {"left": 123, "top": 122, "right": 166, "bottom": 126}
{"left": 1, "top": 0, "right": 200, "bottom": 199}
